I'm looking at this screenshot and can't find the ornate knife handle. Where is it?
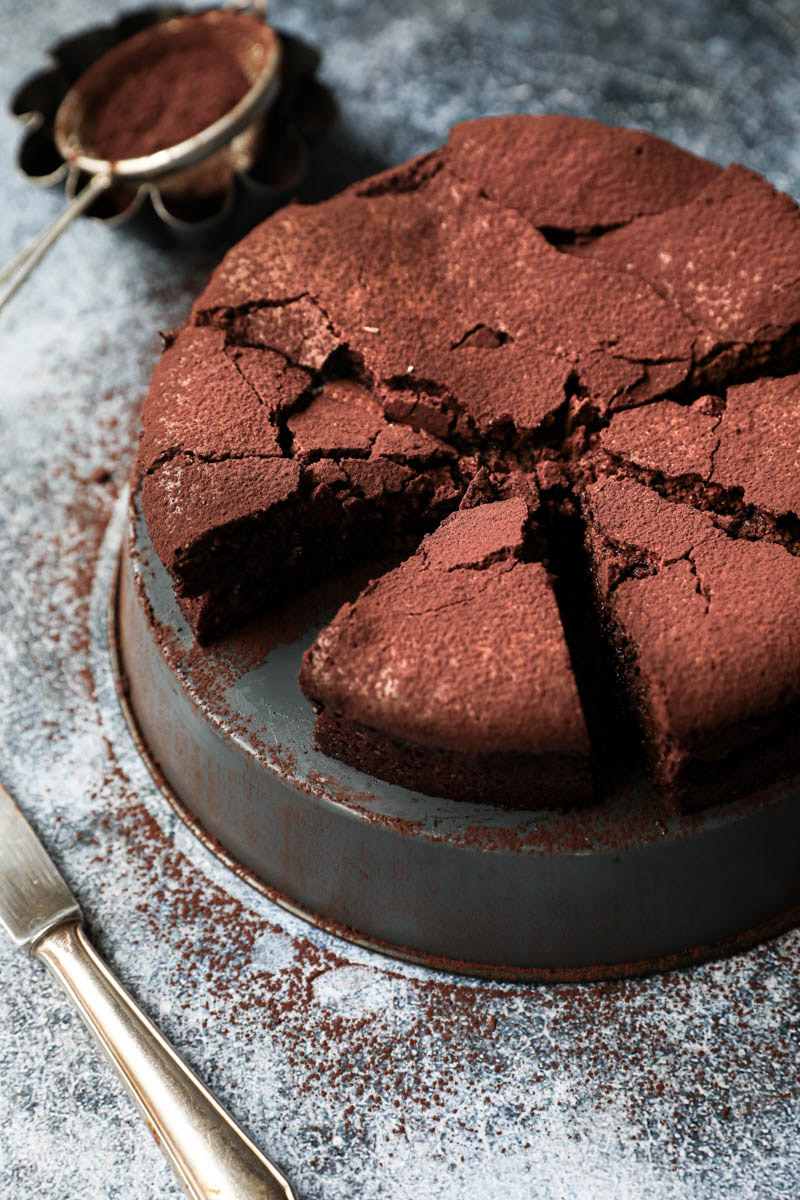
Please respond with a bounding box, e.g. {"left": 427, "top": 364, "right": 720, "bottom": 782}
{"left": 35, "top": 920, "right": 295, "bottom": 1200}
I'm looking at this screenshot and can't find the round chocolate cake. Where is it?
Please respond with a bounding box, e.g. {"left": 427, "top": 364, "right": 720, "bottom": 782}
{"left": 137, "top": 115, "right": 800, "bottom": 813}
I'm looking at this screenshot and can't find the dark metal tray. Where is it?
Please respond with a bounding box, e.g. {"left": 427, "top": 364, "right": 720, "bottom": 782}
{"left": 114, "top": 486, "right": 800, "bottom": 980}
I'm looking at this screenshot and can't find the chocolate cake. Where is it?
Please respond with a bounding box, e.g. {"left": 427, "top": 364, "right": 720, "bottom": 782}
{"left": 582, "top": 477, "right": 800, "bottom": 809}
{"left": 137, "top": 115, "right": 800, "bottom": 810}
{"left": 300, "top": 487, "right": 592, "bottom": 806}
{"left": 141, "top": 330, "right": 464, "bottom": 640}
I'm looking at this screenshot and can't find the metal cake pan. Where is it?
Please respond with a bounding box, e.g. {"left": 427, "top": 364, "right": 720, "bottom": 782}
{"left": 113, "top": 485, "right": 800, "bottom": 981}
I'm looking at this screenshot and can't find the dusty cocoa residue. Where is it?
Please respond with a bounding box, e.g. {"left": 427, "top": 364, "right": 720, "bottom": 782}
{"left": 89, "top": 795, "right": 800, "bottom": 1157}
{"left": 26, "top": 390, "right": 139, "bottom": 722}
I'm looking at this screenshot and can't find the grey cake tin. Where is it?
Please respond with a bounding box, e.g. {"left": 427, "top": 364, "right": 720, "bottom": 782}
{"left": 113, "top": 486, "right": 800, "bottom": 982}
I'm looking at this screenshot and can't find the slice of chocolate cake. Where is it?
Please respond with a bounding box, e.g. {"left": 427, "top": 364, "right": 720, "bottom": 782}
{"left": 580, "top": 165, "right": 800, "bottom": 386}
{"left": 139, "top": 333, "right": 467, "bottom": 639}
{"left": 596, "top": 372, "right": 800, "bottom": 551}
{"left": 299, "top": 492, "right": 592, "bottom": 806}
{"left": 582, "top": 476, "right": 800, "bottom": 810}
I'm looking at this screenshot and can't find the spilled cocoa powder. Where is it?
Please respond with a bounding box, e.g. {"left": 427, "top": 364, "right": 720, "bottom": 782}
{"left": 83, "top": 793, "right": 800, "bottom": 1168}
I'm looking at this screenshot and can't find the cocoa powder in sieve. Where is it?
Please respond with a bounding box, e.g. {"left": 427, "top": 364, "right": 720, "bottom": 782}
{"left": 87, "top": 29, "right": 251, "bottom": 162}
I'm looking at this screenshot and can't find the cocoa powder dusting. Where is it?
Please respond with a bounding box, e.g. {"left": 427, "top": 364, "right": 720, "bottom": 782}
{"left": 84, "top": 795, "right": 800, "bottom": 1175}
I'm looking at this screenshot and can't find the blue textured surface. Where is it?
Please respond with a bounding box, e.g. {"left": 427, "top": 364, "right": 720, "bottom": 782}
{"left": 1, "top": 1, "right": 799, "bottom": 1197}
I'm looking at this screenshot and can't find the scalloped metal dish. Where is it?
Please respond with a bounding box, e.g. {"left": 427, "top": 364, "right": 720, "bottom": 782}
{"left": 10, "top": 5, "right": 334, "bottom": 241}
{"left": 111, "top": 484, "right": 800, "bottom": 981}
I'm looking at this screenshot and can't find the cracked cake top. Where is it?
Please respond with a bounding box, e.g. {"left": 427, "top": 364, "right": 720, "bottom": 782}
{"left": 299, "top": 494, "right": 590, "bottom": 757}
{"left": 136, "top": 114, "right": 800, "bottom": 810}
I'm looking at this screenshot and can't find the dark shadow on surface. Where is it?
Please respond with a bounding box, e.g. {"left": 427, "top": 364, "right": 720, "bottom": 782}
{"left": 295, "top": 118, "right": 389, "bottom": 204}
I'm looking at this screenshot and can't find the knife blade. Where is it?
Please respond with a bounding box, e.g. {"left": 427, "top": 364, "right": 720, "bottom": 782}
{"left": 0, "top": 783, "right": 81, "bottom": 950}
{"left": 0, "top": 780, "right": 296, "bottom": 1200}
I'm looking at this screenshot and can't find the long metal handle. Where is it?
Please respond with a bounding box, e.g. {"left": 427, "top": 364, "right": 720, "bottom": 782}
{"left": 35, "top": 921, "right": 295, "bottom": 1200}
{"left": 0, "top": 172, "right": 112, "bottom": 311}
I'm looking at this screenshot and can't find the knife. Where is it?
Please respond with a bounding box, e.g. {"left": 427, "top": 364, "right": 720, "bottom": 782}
{"left": 0, "top": 780, "right": 296, "bottom": 1200}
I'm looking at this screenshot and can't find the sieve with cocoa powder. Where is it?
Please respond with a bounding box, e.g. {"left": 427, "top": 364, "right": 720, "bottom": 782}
{"left": 0, "top": 8, "right": 282, "bottom": 310}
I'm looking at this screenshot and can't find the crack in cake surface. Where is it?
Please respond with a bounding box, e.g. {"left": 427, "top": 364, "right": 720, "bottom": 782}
{"left": 137, "top": 115, "right": 800, "bottom": 809}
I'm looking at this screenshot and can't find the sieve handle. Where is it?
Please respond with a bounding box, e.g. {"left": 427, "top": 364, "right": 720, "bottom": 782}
{"left": 0, "top": 171, "right": 112, "bottom": 312}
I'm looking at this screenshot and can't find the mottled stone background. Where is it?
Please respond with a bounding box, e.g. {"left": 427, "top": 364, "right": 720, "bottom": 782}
{"left": 1, "top": 1, "right": 800, "bottom": 1197}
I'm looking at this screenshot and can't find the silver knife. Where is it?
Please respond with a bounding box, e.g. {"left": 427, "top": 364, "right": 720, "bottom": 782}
{"left": 0, "top": 780, "right": 296, "bottom": 1200}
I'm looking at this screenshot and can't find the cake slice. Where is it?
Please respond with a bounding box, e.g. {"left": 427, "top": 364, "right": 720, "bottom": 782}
{"left": 596, "top": 372, "right": 800, "bottom": 551}
{"left": 581, "top": 165, "right": 800, "bottom": 387}
{"left": 299, "top": 489, "right": 592, "bottom": 807}
{"left": 582, "top": 476, "right": 800, "bottom": 810}
{"left": 139, "top": 327, "right": 467, "bottom": 640}
{"left": 441, "top": 114, "right": 721, "bottom": 233}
